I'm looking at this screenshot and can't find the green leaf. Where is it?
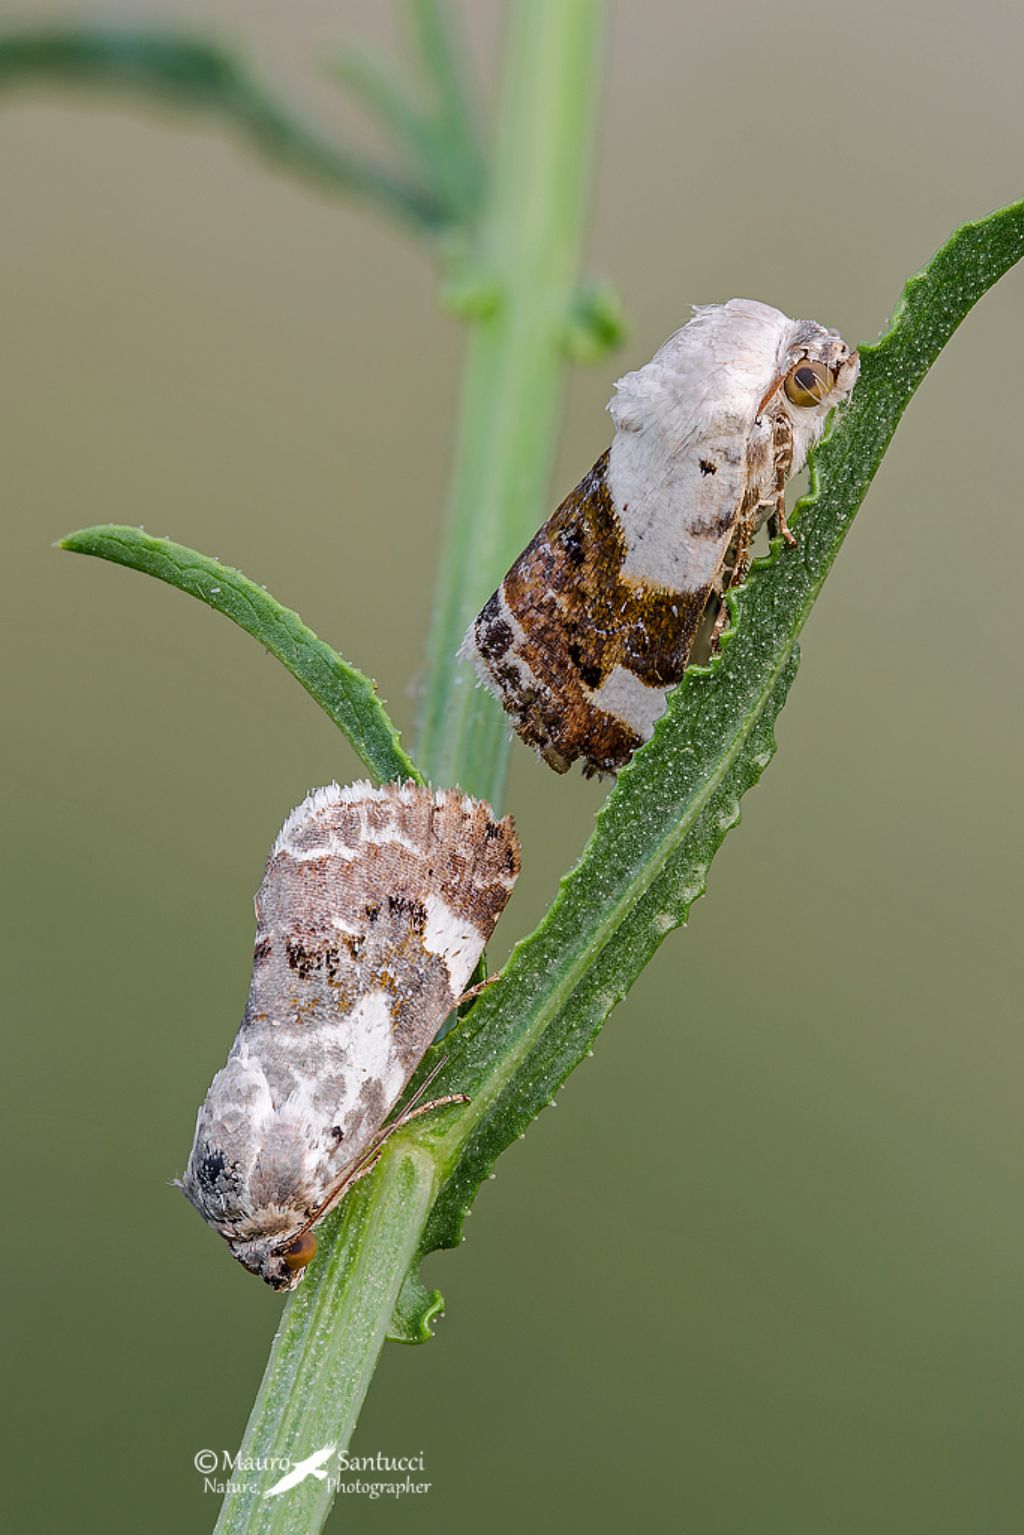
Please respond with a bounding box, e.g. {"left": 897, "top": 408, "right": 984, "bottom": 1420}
{"left": 59, "top": 526, "right": 422, "bottom": 787}
{"left": 405, "top": 0, "right": 486, "bottom": 224}
{"left": 560, "top": 279, "right": 629, "bottom": 362}
{"left": 394, "top": 195, "right": 1024, "bottom": 1323}
{"left": 0, "top": 25, "right": 448, "bottom": 231}
{"left": 327, "top": 43, "right": 434, "bottom": 184}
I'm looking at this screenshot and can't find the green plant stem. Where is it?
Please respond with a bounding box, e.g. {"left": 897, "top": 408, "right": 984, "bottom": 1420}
{"left": 208, "top": 10, "right": 609, "bottom": 1528}
{"left": 415, "top": 0, "right": 609, "bottom": 804}
{"left": 212, "top": 1147, "right": 437, "bottom": 1535}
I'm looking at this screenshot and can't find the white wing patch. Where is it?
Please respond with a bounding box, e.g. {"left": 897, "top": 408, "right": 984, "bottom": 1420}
{"left": 423, "top": 893, "right": 484, "bottom": 993}
{"left": 586, "top": 664, "right": 669, "bottom": 741}
{"left": 338, "top": 988, "right": 404, "bottom": 1098}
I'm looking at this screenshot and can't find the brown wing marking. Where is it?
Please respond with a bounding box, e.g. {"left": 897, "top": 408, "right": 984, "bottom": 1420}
{"left": 472, "top": 452, "right": 727, "bottom": 775}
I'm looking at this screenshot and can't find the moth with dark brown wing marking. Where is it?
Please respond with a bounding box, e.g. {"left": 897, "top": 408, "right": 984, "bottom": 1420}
{"left": 460, "top": 299, "right": 859, "bottom": 777}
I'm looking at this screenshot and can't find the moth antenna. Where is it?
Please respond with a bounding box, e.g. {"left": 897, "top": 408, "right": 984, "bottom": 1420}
{"left": 287, "top": 1055, "right": 460, "bottom": 1241}
{"left": 756, "top": 374, "right": 785, "bottom": 417}
{"left": 396, "top": 1054, "right": 449, "bottom": 1118}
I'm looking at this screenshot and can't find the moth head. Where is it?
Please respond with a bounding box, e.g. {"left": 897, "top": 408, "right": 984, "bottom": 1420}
{"left": 227, "top": 1228, "right": 319, "bottom": 1291}
{"left": 770, "top": 324, "right": 859, "bottom": 465}
{"left": 781, "top": 325, "right": 858, "bottom": 404}
{"left": 784, "top": 358, "right": 833, "bottom": 408}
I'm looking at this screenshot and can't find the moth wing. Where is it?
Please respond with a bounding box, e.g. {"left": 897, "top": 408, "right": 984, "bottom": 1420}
{"left": 463, "top": 435, "right": 754, "bottom": 775}
{"left": 183, "top": 783, "right": 519, "bottom": 1236}
{"left": 462, "top": 298, "right": 848, "bottom": 777}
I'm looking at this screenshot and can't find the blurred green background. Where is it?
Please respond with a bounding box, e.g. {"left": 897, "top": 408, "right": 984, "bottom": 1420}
{"left": 3, "top": 2, "right": 1022, "bottom": 1531}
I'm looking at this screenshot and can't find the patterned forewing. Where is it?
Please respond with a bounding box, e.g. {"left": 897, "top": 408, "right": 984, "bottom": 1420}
{"left": 183, "top": 784, "right": 519, "bottom": 1243}
{"left": 469, "top": 452, "right": 724, "bottom": 774}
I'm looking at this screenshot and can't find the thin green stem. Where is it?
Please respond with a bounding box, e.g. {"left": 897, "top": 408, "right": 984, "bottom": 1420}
{"left": 212, "top": 1147, "right": 437, "bottom": 1535}
{"left": 415, "top": 0, "right": 609, "bottom": 804}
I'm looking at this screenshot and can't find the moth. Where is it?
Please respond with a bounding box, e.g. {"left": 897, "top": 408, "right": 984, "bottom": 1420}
{"left": 180, "top": 781, "right": 520, "bottom": 1290}
{"left": 461, "top": 299, "right": 859, "bottom": 776}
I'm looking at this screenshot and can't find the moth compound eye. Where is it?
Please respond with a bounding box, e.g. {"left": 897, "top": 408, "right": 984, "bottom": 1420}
{"left": 784, "top": 359, "right": 832, "bottom": 408}
{"left": 281, "top": 1230, "right": 317, "bottom": 1273}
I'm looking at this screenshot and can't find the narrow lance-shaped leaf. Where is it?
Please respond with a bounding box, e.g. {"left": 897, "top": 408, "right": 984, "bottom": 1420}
{"left": 60, "top": 526, "right": 422, "bottom": 787}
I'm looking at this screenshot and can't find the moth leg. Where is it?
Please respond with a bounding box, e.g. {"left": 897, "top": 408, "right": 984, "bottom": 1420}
{"left": 456, "top": 971, "right": 502, "bottom": 1008}
{"left": 354, "top": 1092, "right": 471, "bottom": 1172}
{"left": 312, "top": 1090, "right": 471, "bottom": 1219}
{"left": 387, "top": 1093, "right": 471, "bottom": 1132}
{"left": 767, "top": 412, "right": 798, "bottom": 547}
{"left": 767, "top": 492, "right": 798, "bottom": 548}
{"left": 380, "top": 1054, "right": 470, "bottom": 1137}
{"left": 351, "top": 1094, "right": 470, "bottom": 1181}
{"left": 728, "top": 526, "right": 754, "bottom": 590}
{"left": 708, "top": 596, "right": 730, "bottom": 653}
{"left": 709, "top": 521, "right": 754, "bottom": 652}
{"left": 340, "top": 1148, "right": 383, "bottom": 1192}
